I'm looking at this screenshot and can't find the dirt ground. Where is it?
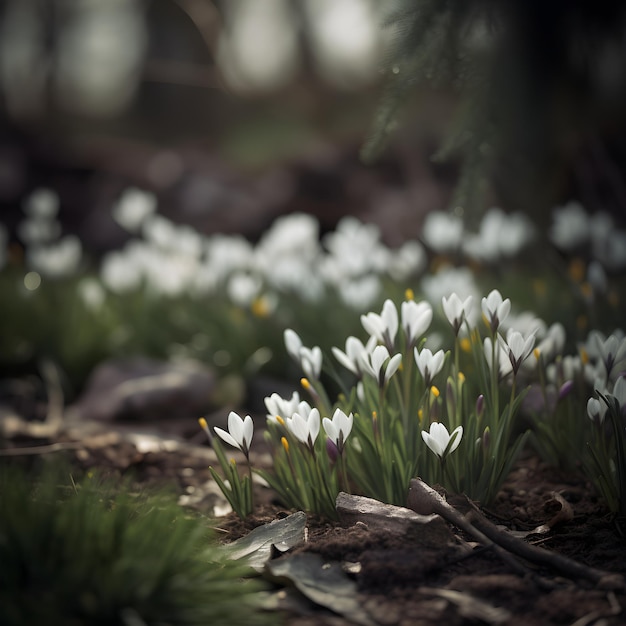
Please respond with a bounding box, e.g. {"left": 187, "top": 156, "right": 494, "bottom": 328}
{"left": 2, "top": 413, "right": 625, "bottom": 626}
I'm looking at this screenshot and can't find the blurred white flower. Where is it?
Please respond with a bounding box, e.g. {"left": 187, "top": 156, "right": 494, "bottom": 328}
{"left": 524, "top": 323, "right": 566, "bottom": 369}
{"left": 227, "top": 272, "right": 262, "bottom": 306}
{"left": 545, "top": 355, "right": 582, "bottom": 387}
{"left": 112, "top": 187, "right": 157, "bottom": 232}
{"left": 258, "top": 212, "right": 319, "bottom": 258}
{"left": 442, "top": 293, "right": 473, "bottom": 335}
{"left": 401, "top": 299, "right": 432, "bottom": 348}
{"left": 463, "top": 208, "right": 533, "bottom": 262}
{"left": 593, "top": 227, "right": 626, "bottom": 271}
{"left": 100, "top": 244, "right": 146, "bottom": 293}
{"left": 550, "top": 201, "right": 589, "bottom": 250}
{"left": 205, "top": 234, "right": 254, "bottom": 282}
{"left": 414, "top": 347, "right": 445, "bottom": 387}
{"left": 323, "top": 217, "right": 386, "bottom": 277}
{"left": 481, "top": 289, "right": 511, "bottom": 333}
{"left": 19, "top": 189, "right": 61, "bottom": 245}
{"left": 27, "top": 234, "right": 82, "bottom": 278}
{"left": 284, "top": 329, "right": 322, "bottom": 380}
{"left": 144, "top": 250, "right": 199, "bottom": 297}
{"left": 143, "top": 215, "right": 204, "bottom": 258}
{"left": 336, "top": 274, "right": 381, "bottom": 310}
{"left": 387, "top": 240, "right": 427, "bottom": 281}
{"left": 23, "top": 188, "right": 59, "bottom": 219}
{"left": 484, "top": 336, "right": 513, "bottom": 379}
{"left": 422, "top": 211, "right": 464, "bottom": 253}
{"left": 592, "top": 332, "right": 626, "bottom": 379}
{"left": 587, "top": 261, "right": 608, "bottom": 294}
{"left": 77, "top": 277, "right": 106, "bottom": 311}
{"left": 587, "top": 397, "right": 607, "bottom": 424}
{"left": 501, "top": 311, "right": 546, "bottom": 339}
{"left": 361, "top": 299, "right": 398, "bottom": 351}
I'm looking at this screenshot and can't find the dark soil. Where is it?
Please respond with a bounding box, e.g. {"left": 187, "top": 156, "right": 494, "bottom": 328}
{"left": 2, "top": 416, "right": 625, "bottom": 626}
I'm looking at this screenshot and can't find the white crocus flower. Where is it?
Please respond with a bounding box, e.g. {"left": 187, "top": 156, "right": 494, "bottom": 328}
{"left": 484, "top": 337, "right": 513, "bottom": 379}
{"left": 214, "top": 411, "right": 254, "bottom": 458}
{"left": 481, "top": 289, "right": 511, "bottom": 333}
{"left": 322, "top": 408, "right": 354, "bottom": 454}
{"left": 442, "top": 293, "right": 473, "bottom": 336}
{"left": 300, "top": 346, "right": 323, "bottom": 381}
{"left": 361, "top": 299, "right": 399, "bottom": 351}
{"left": 332, "top": 335, "right": 377, "bottom": 377}
{"left": 264, "top": 391, "right": 308, "bottom": 424}
{"left": 523, "top": 323, "right": 566, "bottom": 371}
{"left": 284, "top": 329, "right": 322, "bottom": 380}
{"left": 360, "top": 344, "right": 402, "bottom": 388}
{"left": 287, "top": 408, "right": 321, "bottom": 450}
{"left": 612, "top": 376, "right": 626, "bottom": 411}
{"left": 587, "top": 397, "right": 607, "bottom": 424}
{"left": 593, "top": 332, "right": 626, "bottom": 379}
{"left": 421, "top": 422, "right": 463, "bottom": 459}
{"left": 414, "top": 347, "right": 445, "bottom": 387}
{"left": 499, "top": 329, "right": 536, "bottom": 375}
{"left": 401, "top": 299, "right": 433, "bottom": 348}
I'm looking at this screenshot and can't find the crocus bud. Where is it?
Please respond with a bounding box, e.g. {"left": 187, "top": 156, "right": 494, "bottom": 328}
{"left": 476, "top": 394, "right": 485, "bottom": 419}
{"left": 326, "top": 437, "right": 339, "bottom": 464}
{"left": 482, "top": 426, "right": 490, "bottom": 453}
{"left": 558, "top": 380, "right": 574, "bottom": 401}
{"left": 446, "top": 378, "right": 456, "bottom": 419}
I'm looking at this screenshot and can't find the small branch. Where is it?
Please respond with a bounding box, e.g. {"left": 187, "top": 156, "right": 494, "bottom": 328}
{"left": 407, "top": 479, "right": 626, "bottom": 591}
{"left": 407, "top": 479, "right": 532, "bottom": 579}
{"left": 463, "top": 497, "right": 625, "bottom": 591}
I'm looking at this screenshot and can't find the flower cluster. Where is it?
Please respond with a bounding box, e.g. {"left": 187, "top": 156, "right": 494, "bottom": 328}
{"left": 204, "top": 287, "right": 626, "bottom": 520}
{"left": 101, "top": 195, "right": 426, "bottom": 312}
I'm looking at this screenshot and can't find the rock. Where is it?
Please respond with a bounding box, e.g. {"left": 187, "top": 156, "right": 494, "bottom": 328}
{"left": 335, "top": 492, "right": 453, "bottom": 548}
{"left": 71, "top": 357, "right": 218, "bottom": 422}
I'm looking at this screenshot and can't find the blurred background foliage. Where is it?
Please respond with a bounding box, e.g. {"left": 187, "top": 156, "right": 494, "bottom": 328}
{"left": 0, "top": 0, "right": 625, "bottom": 411}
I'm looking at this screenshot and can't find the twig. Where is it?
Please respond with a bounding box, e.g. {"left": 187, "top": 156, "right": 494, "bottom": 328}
{"left": 408, "top": 479, "right": 626, "bottom": 591}
{"left": 407, "top": 479, "right": 534, "bottom": 579}
{"left": 462, "top": 497, "right": 625, "bottom": 591}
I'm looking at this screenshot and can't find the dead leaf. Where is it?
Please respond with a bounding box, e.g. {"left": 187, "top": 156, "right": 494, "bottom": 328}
{"left": 265, "top": 552, "right": 377, "bottom": 626}
{"left": 226, "top": 511, "right": 307, "bottom": 571}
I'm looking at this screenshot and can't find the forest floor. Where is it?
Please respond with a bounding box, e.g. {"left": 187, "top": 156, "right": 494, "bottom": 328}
{"left": 2, "top": 411, "right": 625, "bottom": 626}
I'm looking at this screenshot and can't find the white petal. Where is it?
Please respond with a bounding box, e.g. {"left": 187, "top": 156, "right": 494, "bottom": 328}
{"left": 284, "top": 329, "right": 302, "bottom": 361}
{"left": 227, "top": 411, "right": 245, "bottom": 444}
{"left": 322, "top": 417, "right": 339, "bottom": 443}
{"left": 447, "top": 426, "right": 463, "bottom": 454}
{"left": 385, "top": 353, "right": 402, "bottom": 381}
{"left": 242, "top": 415, "right": 254, "bottom": 449}
{"left": 214, "top": 426, "right": 240, "bottom": 451}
